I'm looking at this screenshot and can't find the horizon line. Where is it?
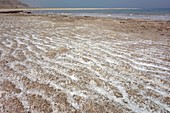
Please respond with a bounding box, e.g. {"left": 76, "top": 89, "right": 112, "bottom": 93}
{"left": 0, "top": 8, "right": 141, "bottom": 11}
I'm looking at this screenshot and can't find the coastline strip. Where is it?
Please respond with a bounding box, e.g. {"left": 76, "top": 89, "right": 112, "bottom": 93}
{"left": 0, "top": 8, "right": 140, "bottom": 12}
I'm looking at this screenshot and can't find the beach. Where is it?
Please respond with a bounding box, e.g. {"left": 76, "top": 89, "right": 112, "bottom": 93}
{"left": 0, "top": 13, "right": 170, "bottom": 113}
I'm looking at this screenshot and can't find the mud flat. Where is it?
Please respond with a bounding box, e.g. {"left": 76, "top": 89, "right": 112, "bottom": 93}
{"left": 0, "top": 13, "right": 170, "bottom": 113}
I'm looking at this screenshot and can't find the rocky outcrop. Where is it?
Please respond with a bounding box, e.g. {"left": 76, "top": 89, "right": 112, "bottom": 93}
{"left": 0, "top": 0, "right": 29, "bottom": 8}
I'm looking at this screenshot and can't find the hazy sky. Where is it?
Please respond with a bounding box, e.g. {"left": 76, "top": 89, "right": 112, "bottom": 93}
{"left": 21, "top": 0, "right": 170, "bottom": 8}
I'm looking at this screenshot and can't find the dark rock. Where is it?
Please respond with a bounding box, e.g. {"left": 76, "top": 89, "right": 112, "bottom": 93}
{"left": 120, "top": 21, "right": 125, "bottom": 24}
{"left": 0, "top": 10, "right": 23, "bottom": 13}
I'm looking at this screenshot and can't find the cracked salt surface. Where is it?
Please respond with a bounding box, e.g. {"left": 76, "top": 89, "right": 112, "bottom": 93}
{"left": 0, "top": 15, "right": 170, "bottom": 113}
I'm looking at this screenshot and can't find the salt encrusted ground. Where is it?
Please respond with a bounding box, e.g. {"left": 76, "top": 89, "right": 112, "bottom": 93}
{"left": 0, "top": 14, "right": 170, "bottom": 113}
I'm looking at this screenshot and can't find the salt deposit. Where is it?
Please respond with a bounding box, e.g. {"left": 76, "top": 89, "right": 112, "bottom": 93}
{"left": 0, "top": 14, "right": 170, "bottom": 113}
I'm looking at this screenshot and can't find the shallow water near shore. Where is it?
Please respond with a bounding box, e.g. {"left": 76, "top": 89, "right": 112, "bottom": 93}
{"left": 33, "top": 8, "right": 170, "bottom": 21}
{"left": 0, "top": 14, "right": 170, "bottom": 113}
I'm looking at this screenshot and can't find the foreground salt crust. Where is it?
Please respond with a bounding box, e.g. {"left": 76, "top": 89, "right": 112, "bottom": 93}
{"left": 0, "top": 15, "right": 170, "bottom": 113}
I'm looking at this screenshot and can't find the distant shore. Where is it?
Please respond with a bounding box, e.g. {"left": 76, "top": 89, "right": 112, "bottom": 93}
{"left": 0, "top": 8, "right": 140, "bottom": 11}
{"left": 0, "top": 8, "right": 139, "bottom": 14}
{"left": 1, "top": 8, "right": 170, "bottom": 21}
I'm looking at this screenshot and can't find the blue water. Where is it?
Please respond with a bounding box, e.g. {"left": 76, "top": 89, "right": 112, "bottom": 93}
{"left": 34, "top": 8, "right": 170, "bottom": 21}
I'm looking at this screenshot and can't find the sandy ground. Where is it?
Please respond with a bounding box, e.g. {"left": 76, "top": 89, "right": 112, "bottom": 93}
{"left": 0, "top": 13, "right": 170, "bottom": 113}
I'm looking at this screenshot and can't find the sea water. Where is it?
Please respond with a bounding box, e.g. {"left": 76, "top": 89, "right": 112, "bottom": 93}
{"left": 33, "top": 8, "right": 170, "bottom": 21}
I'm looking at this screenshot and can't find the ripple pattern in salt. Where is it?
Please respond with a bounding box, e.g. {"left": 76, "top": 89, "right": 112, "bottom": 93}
{"left": 0, "top": 15, "right": 170, "bottom": 113}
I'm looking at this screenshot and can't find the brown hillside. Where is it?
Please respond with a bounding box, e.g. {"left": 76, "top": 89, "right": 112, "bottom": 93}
{"left": 0, "top": 0, "right": 29, "bottom": 8}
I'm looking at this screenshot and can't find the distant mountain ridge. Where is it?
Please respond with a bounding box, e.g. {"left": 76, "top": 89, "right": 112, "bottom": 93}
{"left": 0, "top": 0, "right": 29, "bottom": 8}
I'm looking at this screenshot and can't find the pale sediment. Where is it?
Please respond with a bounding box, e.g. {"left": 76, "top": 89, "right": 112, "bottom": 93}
{"left": 0, "top": 14, "right": 170, "bottom": 113}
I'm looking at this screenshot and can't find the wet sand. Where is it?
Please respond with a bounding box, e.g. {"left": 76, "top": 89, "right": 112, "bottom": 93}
{"left": 0, "top": 13, "right": 170, "bottom": 113}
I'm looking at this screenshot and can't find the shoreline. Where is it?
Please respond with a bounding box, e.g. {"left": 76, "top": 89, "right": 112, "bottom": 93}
{"left": 0, "top": 8, "right": 170, "bottom": 21}
{"left": 1, "top": 13, "right": 169, "bottom": 22}
{"left": 0, "top": 8, "right": 140, "bottom": 11}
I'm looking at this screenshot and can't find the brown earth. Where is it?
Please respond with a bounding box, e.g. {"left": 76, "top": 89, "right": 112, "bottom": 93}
{"left": 0, "top": 0, "right": 29, "bottom": 8}
{"left": 0, "top": 13, "right": 170, "bottom": 113}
